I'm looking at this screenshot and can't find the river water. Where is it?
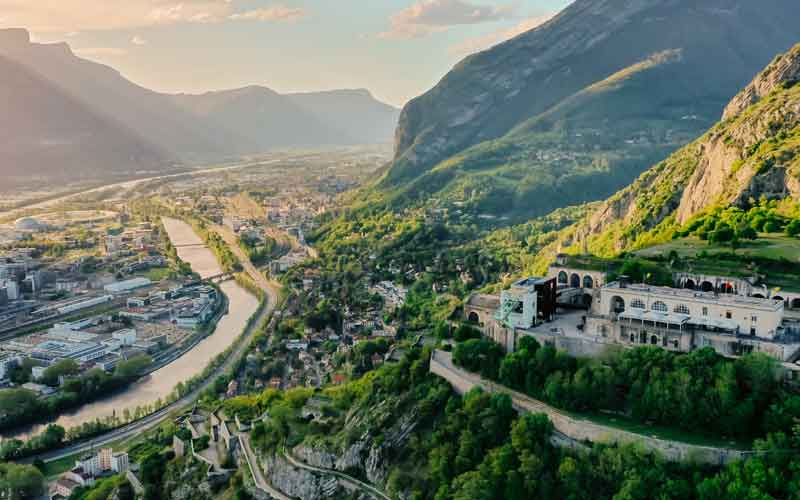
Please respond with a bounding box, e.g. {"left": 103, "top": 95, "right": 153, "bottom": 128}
{"left": 3, "top": 217, "right": 258, "bottom": 439}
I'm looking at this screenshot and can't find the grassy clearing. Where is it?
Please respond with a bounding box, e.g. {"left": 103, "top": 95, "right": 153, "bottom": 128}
{"left": 635, "top": 234, "right": 800, "bottom": 261}
{"left": 144, "top": 266, "right": 172, "bottom": 282}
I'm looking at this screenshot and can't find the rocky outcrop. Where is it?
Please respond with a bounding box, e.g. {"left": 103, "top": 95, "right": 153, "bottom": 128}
{"left": 293, "top": 400, "right": 420, "bottom": 488}
{"left": 723, "top": 45, "right": 800, "bottom": 120}
{"left": 264, "top": 454, "right": 340, "bottom": 500}
{"left": 161, "top": 458, "right": 216, "bottom": 500}
{"left": 553, "top": 42, "right": 800, "bottom": 257}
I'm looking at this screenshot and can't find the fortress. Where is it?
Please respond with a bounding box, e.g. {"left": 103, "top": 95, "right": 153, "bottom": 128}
{"left": 465, "top": 256, "right": 800, "bottom": 378}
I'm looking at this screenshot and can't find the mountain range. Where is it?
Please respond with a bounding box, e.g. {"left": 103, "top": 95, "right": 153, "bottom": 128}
{"left": 374, "top": 0, "right": 800, "bottom": 223}
{"left": 0, "top": 28, "right": 399, "bottom": 187}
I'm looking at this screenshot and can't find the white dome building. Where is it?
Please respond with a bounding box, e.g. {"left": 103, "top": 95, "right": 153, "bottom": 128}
{"left": 14, "top": 217, "right": 45, "bottom": 232}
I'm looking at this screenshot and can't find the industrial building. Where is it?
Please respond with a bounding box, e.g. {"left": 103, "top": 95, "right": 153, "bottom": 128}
{"left": 104, "top": 277, "right": 152, "bottom": 294}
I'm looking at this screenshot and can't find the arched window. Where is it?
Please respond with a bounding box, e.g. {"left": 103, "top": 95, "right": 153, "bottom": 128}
{"left": 611, "top": 296, "right": 625, "bottom": 314}
{"left": 674, "top": 304, "right": 690, "bottom": 315}
{"left": 684, "top": 279, "right": 696, "bottom": 290}
{"left": 558, "top": 271, "right": 568, "bottom": 284}
{"left": 652, "top": 301, "right": 668, "bottom": 312}
{"left": 468, "top": 312, "right": 480, "bottom": 324}
{"left": 570, "top": 274, "right": 581, "bottom": 288}
{"left": 631, "top": 299, "right": 645, "bottom": 309}
{"left": 583, "top": 275, "right": 594, "bottom": 289}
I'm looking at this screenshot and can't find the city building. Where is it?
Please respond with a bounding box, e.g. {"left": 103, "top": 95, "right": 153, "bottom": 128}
{"left": 75, "top": 453, "right": 101, "bottom": 477}
{"left": 98, "top": 447, "right": 130, "bottom": 473}
{"left": 31, "top": 340, "right": 108, "bottom": 364}
{"left": 112, "top": 328, "right": 137, "bottom": 346}
{"left": 0, "top": 352, "right": 21, "bottom": 381}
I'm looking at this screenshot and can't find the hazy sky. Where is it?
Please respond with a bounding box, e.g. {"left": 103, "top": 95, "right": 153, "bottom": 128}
{"left": 1, "top": 0, "right": 570, "bottom": 107}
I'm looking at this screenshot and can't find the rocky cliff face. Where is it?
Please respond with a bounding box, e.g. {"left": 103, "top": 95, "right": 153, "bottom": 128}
{"left": 377, "top": 0, "right": 800, "bottom": 222}
{"left": 723, "top": 45, "right": 800, "bottom": 120}
{"left": 553, "top": 42, "right": 800, "bottom": 258}
{"left": 293, "top": 406, "right": 419, "bottom": 486}
{"left": 264, "top": 454, "right": 339, "bottom": 499}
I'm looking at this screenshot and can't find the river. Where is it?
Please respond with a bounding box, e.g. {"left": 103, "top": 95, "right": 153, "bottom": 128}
{"left": 3, "top": 218, "right": 259, "bottom": 439}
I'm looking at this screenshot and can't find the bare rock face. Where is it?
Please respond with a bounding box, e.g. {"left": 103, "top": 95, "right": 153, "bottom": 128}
{"left": 557, "top": 42, "right": 800, "bottom": 257}
{"left": 723, "top": 45, "right": 800, "bottom": 120}
{"left": 265, "top": 454, "right": 338, "bottom": 500}
{"left": 292, "top": 402, "right": 420, "bottom": 490}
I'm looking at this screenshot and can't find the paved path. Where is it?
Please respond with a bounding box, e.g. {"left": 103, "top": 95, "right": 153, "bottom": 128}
{"left": 282, "top": 448, "right": 390, "bottom": 500}
{"left": 430, "top": 350, "right": 749, "bottom": 466}
{"left": 239, "top": 434, "right": 293, "bottom": 500}
{"left": 26, "top": 227, "right": 282, "bottom": 464}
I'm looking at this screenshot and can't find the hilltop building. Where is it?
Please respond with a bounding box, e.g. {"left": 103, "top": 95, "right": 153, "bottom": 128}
{"left": 466, "top": 266, "right": 800, "bottom": 364}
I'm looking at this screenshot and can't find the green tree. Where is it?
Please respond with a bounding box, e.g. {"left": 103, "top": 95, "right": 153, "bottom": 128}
{"left": 785, "top": 219, "right": 800, "bottom": 237}
{"left": 0, "top": 462, "right": 45, "bottom": 500}
{"left": 40, "top": 359, "right": 80, "bottom": 387}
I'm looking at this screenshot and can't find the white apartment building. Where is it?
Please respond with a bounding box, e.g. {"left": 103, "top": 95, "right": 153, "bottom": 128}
{"left": 112, "top": 328, "right": 137, "bottom": 346}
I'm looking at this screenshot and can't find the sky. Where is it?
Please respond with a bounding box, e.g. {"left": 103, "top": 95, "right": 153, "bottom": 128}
{"left": 0, "top": 0, "right": 571, "bottom": 107}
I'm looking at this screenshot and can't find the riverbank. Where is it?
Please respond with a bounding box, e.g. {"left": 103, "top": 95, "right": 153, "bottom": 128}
{"left": 15, "top": 217, "right": 284, "bottom": 463}
{"left": 0, "top": 220, "right": 257, "bottom": 442}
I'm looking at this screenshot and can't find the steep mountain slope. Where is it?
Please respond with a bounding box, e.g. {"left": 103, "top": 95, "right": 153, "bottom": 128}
{"left": 548, "top": 43, "right": 800, "bottom": 259}
{"left": 0, "top": 53, "right": 169, "bottom": 187}
{"left": 287, "top": 89, "right": 400, "bottom": 146}
{"left": 377, "top": 0, "right": 800, "bottom": 221}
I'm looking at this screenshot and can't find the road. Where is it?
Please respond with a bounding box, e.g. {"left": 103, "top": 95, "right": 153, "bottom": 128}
{"left": 27, "top": 229, "right": 282, "bottom": 464}
{"left": 429, "top": 350, "right": 749, "bottom": 465}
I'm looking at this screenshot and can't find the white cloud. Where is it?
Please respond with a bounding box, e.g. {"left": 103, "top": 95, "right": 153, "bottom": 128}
{"left": 380, "top": 0, "right": 516, "bottom": 40}
{"left": 0, "top": 1, "right": 307, "bottom": 33}
{"left": 450, "top": 14, "right": 553, "bottom": 56}
{"left": 131, "top": 35, "right": 147, "bottom": 46}
{"left": 228, "top": 6, "right": 306, "bottom": 22}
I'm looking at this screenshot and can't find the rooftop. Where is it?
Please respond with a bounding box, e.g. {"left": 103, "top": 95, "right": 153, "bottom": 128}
{"left": 605, "top": 282, "right": 784, "bottom": 311}
{"left": 466, "top": 294, "right": 500, "bottom": 309}
{"left": 512, "top": 277, "right": 552, "bottom": 289}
